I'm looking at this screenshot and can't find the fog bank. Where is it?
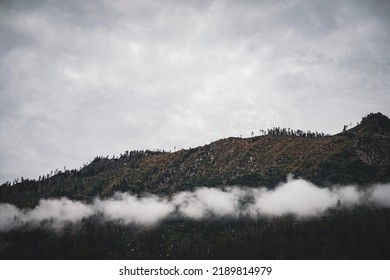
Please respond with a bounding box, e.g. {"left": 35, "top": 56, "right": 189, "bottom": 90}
{"left": 1, "top": 178, "right": 390, "bottom": 232}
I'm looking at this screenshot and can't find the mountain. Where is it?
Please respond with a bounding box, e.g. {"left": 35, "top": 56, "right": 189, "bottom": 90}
{"left": 1, "top": 112, "right": 390, "bottom": 208}
{"left": 1, "top": 112, "right": 390, "bottom": 260}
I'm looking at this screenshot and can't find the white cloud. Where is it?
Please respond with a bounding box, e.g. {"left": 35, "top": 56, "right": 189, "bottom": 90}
{"left": 95, "top": 193, "right": 174, "bottom": 226}
{"left": 173, "top": 187, "right": 245, "bottom": 219}
{"left": 251, "top": 179, "right": 339, "bottom": 216}
{"left": 25, "top": 198, "right": 94, "bottom": 229}
{"left": 334, "top": 185, "right": 362, "bottom": 206}
{"left": 1, "top": 178, "right": 390, "bottom": 232}
{"left": 370, "top": 184, "right": 390, "bottom": 207}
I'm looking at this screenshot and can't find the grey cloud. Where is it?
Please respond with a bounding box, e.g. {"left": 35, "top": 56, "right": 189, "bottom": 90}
{"left": 0, "top": 204, "right": 22, "bottom": 232}
{"left": 1, "top": 0, "right": 390, "bottom": 183}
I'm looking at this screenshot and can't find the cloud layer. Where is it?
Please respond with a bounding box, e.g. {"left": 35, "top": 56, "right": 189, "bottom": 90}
{"left": 1, "top": 0, "right": 390, "bottom": 183}
{"left": 1, "top": 178, "right": 390, "bottom": 232}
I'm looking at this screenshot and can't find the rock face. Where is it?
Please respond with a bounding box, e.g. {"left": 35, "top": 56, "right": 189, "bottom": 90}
{"left": 1, "top": 113, "right": 390, "bottom": 207}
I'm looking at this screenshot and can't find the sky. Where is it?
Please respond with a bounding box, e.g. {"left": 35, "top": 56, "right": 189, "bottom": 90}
{"left": 1, "top": 0, "right": 390, "bottom": 183}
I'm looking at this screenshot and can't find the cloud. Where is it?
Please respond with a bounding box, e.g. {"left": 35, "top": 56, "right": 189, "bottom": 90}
{"left": 0, "top": 198, "right": 94, "bottom": 232}
{"left": 172, "top": 187, "right": 245, "bottom": 219}
{"left": 95, "top": 193, "right": 174, "bottom": 225}
{"left": 1, "top": 178, "right": 390, "bottom": 232}
{"left": 250, "top": 179, "right": 339, "bottom": 216}
{"left": 0, "top": 204, "right": 22, "bottom": 232}
{"left": 369, "top": 184, "right": 390, "bottom": 207}
{"left": 334, "top": 185, "right": 362, "bottom": 206}
{"left": 1, "top": 0, "right": 390, "bottom": 183}
{"left": 25, "top": 198, "right": 94, "bottom": 229}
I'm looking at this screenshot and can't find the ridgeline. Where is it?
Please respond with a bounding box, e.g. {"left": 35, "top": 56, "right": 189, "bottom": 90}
{"left": 1, "top": 112, "right": 390, "bottom": 260}
{"left": 1, "top": 112, "right": 390, "bottom": 208}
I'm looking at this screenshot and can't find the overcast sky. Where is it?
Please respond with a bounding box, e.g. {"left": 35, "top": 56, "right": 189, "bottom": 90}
{"left": 1, "top": 0, "right": 390, "bottom": 183}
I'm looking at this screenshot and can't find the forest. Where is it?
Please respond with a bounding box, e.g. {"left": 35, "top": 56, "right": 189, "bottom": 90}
{"left": 1, "top": 206, "right": 390, "bottom": 259}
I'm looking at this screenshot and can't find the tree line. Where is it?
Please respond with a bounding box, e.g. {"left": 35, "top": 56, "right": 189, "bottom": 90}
{"left": 255, "top": 127, "right": 330, "bottom": 138}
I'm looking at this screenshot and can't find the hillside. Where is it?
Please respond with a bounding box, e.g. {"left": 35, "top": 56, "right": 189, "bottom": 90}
{"left": 1, "top": 112, "right": 390, "bottom": 260}
{"left": 1, "top": 112, "right": 390, "bottom": 208}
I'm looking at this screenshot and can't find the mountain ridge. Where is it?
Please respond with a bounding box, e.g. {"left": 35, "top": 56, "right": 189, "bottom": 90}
{"left": 1, "top": 112, "right": 390, "bottom": 208}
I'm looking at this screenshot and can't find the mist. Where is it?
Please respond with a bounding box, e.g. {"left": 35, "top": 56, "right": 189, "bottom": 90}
{"left": 95, "top": 193, "right": 174, "bottom": 226}
{"left": 1, "top": 177, "right": 390, "bottom": 232}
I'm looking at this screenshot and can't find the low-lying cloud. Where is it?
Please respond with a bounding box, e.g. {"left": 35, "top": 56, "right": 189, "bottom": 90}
{"left": 95, "top": 193, "right": 174, "bottom": 226}
{"left": 1, "top": 178, "right": 390, "bottom": 232}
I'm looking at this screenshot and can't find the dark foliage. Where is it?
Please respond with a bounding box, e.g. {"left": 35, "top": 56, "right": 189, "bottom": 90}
{"left": 1, "top": 207, "right": 390, "bottom": 260}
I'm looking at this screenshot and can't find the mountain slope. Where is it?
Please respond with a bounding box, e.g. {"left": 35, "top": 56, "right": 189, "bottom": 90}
{"left": 1, "top": 112, "right": 390, "bottom": 207}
